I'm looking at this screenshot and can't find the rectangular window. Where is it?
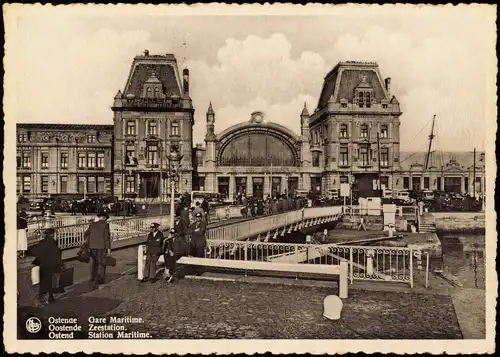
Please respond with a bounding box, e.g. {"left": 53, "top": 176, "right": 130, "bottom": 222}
{"left": 380, "top": 148, "right": 389, "bottom": 167}
{"left": 60, "top": 176, "right": 68, "bottom": 193}
{"left": 17, "top": 155, "right": 21, "bottom": 168}
{"left": 22, "top": 152, "right": 31, "bottom": 169}
{"left": 78, "top": 153, "right": 86, "bottom": 168}
{"left": 360, "top": 125, "right": 368, "bottom": 139}
{"left": 126, "top": 120, "right": 136, "bottom": 135}
{"left": 87, "top": 176, "right": 96, "bottom": 193}
{"left": 312, "top": 152, "right": 320, "bottom": 167}
{"left": 171, "top": 122, "right": 180, "bottom": 136}
{"left": 17, "top": 176, "right": 21, "bottom": 193}
{"left": 403, "top": 177, "right": 410, "bottom": 190}
{"left": 41, "top": 176, "right": 49, "bottom": 193}
{"left": 87, "top": 152, "right": 96, "bottom": 168}
{"left": 146, "top": 145, "right": 158, "bottom": 165}
{"left": 464, "top": 177, "right": 469, "bottom": 193}
{"left": 339, "top": 125, "right": 348, "bottom": 138}
{"left": 78, "top": 177, "right": 86, "bottom": 193}
{"left": 18, "top": 133, "right": 28, "bottom": 142}
{"left": 87, "top": 135, "right": 97, "bottom": 143}
{"left": 339, "top": 145, "right": 349, "bottom": 166}
{"left": 359, "top": 144, "right": 369, "bottom": 166}
{"left": 97, "top": 152, "right": 105, "bottom": 168}
{"left": 41, "top": 153, "right": 49, "bottom": 169}
{"left": 380, "top": 125, "right": 388, "bottom": 138}
{"left": 97, "top": 176, "right": 105, "bottom": 193}
{"left": 125, "top": 145, "right": 137, "bottom": 165}
{"left": 437, "top": 177, "right": 441, "bottom": 190}
{"left": 424, "top": 177, "right": 430, "bottom": 189}
{"left": 22, "top": 176, "right": 31, "bottom": 193}
{"left": 147, "top": 120, "right": 158, "bottom": 136}
{"left": 126, "top": 175, "right": 136, "bottom": 193}
{"left": 60, "top": 152, "right": 69, "bottom": 169}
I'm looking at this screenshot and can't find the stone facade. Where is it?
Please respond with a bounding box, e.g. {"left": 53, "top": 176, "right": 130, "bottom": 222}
{"left": 195, "top": 106, "right": 319, "bottom": 200}
{"left": 308, "top": 61, "right": 402, "bottom": 195}
{"left": 111, "top": 51, "right": 194, "bottom": 202}
{"left": 16, "top": 124, "right": 114, "bottom": 199}
{"left": 16, "top": 57, "right": 485, "bottom": 201}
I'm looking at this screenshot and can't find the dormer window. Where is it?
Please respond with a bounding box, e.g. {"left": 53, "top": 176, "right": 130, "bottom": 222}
{"left": 340, "top": 98, "right": 348, "bottom": 108}
{"left": 355, "top": 76, "right": 374, "bottom": 108}
{"left": 142, "top": 72, "right": 164, "bottom": 99}
{"left": 147, "top": 120, "right": 158, "bottom": 136}
{"left": 146, "top": 87, "right": 153, "bottom": 98}
{"left": 154, "top": 88, "right": 161, "bottom": 98}
{"left": 358, "top": 92, "right": 364, "bottom": 108}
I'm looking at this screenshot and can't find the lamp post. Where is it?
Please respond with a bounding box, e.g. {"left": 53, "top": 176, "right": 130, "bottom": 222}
{"left": 167, "top": 146, "right": 182, "bottom": 232}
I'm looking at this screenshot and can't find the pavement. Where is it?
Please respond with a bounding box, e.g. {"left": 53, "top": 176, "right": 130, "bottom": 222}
{"left": 18, "top": 243, "right": 465, "bottom": 340}
{"left": 18, "top": 270, "right": 463, "bottom": 339}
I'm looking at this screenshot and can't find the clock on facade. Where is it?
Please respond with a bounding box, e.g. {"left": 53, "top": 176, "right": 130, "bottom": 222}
{"left": 42, "top": 135, "right": 50, "bottom": 142}
{"left": 250, "top": 111, "right": 264, "bottom": 123}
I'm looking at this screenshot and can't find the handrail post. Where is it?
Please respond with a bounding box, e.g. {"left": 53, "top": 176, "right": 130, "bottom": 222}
{"left": 295, "top": 245, "right": 299, "bottom": 280}
{"left": 349, "top": 248, "right": 354, "bottom": 284}
{"left": 409, "top": 248, "right": 414, "bottom": 288}
{"left": 244, "top": 241, "right": 248, "bottom": 277}
{"left": 425, "top": 252, "right": 430, "bottom": 288}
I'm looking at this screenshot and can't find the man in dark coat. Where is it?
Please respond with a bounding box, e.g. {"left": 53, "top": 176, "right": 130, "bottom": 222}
{"left": 201, "top": 198, "right": 210, "bottom": 223}
{"left": 84, "top": 210, "right": 111, "bottom": 286}
{"left": 186, "top": 212, "right": 207, "bottom": 275}
{"left": 164, "top": 227, "right": 190, "bottom": 283}
{"left": 142, "top": 222, "right": 164, "bottom": 283}
{"left": 32, "top": 228, "right": 62, "bottom": 305}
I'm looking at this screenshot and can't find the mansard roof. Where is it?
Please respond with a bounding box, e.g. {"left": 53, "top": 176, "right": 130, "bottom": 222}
{"left": 317, "top": 61, "right": 390, "bottom": 109}
{"left": 123, "top": 52, "right": 182, "bottom": 98}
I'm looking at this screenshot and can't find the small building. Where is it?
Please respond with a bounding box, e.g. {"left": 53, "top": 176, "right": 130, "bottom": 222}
{"left": 16, "top": 123, "right": 114, "bottom": 200}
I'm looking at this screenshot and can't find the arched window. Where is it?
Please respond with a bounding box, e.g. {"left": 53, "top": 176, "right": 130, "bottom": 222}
{"left": 154, "top": 88, "right": 161, "bottom": 98}
{"left": 365, "top": 92, "right": 371, "bottom": 108}
{"left": 219, "top": 132, "right": 297, "bottom": 167}
{"left": 146, "top": 87, "right": 153, "bottom": 98}
{"left": 358, "top": 92, "right": 364, "bottom": 108}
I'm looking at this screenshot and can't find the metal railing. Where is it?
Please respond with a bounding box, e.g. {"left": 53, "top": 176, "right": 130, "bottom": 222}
{"left": 343, "top": 205, "right": 418, "bottom": 218}
{"left": 204, "top": 240, "right": 420, "bottom": 287}
{"left": 207, "top": 206, "right": 343, "bottom": 241}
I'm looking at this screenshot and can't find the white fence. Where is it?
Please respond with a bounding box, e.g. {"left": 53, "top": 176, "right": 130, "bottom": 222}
{"left": 203, "top": 240, "right": 420, "bottom": 287}
{"left": 343, "top": 205, "right": 418, "bottom": 218}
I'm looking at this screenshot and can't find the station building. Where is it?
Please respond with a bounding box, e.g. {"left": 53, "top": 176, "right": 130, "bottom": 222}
{"left": 15, "top": 53, "right": 485, "bottom": 201}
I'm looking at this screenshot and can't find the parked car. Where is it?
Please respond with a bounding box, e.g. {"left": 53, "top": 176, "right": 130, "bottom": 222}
{"left": 395, "top": 190, "right": 410, "bottom": 202}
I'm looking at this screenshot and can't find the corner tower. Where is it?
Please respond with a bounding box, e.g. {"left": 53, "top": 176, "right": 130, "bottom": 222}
{"left": 308, "top": 61, "right": 402, "bottom": 195}
{"left": 111, "top": 50, "right": 195, "bottom": 201}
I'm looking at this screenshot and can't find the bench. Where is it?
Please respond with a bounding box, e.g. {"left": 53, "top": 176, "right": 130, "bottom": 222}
{"left": 137, "top": 243, "right": 348, "bottom": 299}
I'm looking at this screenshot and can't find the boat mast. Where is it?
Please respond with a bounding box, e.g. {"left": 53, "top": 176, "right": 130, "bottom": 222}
{"left": 424, "top": 114, "right": 436, "bottom": 170}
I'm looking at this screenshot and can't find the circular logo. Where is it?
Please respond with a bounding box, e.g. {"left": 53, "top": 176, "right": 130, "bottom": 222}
{"left": 25, "top": 317, "right": 42, "bottom": 333}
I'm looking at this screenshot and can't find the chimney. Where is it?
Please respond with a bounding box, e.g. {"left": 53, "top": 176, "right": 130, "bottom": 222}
{"left": 385, "top": 77, "right": 391, "bottom": 96}
{"left": 183, "top": 68, "right": 190, "bottom": 96}
{"left": 144, "top": 49, "right": 149, "bottom": 56}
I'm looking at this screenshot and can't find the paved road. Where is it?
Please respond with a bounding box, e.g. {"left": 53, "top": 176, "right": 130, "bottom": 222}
{"left": 18, "top": 265, "right": 462, "bottom": 339}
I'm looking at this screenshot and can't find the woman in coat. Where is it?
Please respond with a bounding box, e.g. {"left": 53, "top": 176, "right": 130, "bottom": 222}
{"left": 32, "top": 228, "right": 62, "bottom": 305}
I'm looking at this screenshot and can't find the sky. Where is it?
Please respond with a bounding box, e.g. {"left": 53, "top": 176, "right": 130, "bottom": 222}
{"left": 4, "top": 4, "right": 497, "bottom": 152}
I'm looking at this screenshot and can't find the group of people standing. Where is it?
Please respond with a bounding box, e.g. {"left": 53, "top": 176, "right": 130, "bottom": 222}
{"left": 240, "top": 194, "right": 312, "bottom": 218}
{"left": 141, "top": 199, "right": 209, "bottom": 284}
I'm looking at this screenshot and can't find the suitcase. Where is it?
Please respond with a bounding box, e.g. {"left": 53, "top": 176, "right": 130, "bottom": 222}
{"left": 105, "top": 256, "right": 117, "bottom": 267}
{"left": 58, "top": 267, "right": 74, "bottom": 288}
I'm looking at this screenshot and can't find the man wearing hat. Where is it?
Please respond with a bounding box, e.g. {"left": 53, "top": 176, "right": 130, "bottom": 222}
{"left": 84, "top": 210, "right": 111, "bottom": 286}
{"left": 142, "top": 222, "right": 164, "bottom": 283}
{"left": 31, "top": 228, "right": 62, "bottom": 305}
{"left": 187, "top": 211, "right": 207, "bottom": 275}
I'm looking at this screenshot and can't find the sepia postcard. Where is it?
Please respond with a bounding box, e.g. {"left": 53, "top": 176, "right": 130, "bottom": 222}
{"left": 3, "top": 3, "right": 497, "bottom": 355}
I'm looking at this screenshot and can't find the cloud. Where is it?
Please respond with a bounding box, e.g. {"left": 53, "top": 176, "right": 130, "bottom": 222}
{"left": 186, "top": 33, "right": 329, "bottom": 143}
{"left": 8, "top": 9, "right": 493, "bottom": 153}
